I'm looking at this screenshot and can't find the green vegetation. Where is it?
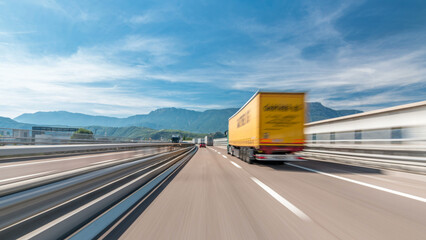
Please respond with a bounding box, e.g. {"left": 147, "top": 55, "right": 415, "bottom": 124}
{"left": 71, "top": 128, "right": 94, "bottom": 140}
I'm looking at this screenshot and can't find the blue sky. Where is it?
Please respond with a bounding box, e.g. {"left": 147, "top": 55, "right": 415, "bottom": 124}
{"left": 0, "top": 0, "right": 425, "bottom": 118}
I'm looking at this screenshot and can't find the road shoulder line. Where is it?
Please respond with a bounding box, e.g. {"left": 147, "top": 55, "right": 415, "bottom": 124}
{"left": 287, "top": 163, "right": 426, "bottom": 203}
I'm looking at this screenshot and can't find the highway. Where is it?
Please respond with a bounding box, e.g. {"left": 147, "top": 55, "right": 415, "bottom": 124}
{"left": 108, "top": 146, "right": 426, "bottom": 240}
{"left": 0, "top": 145, "right": 425, "bottom": 239}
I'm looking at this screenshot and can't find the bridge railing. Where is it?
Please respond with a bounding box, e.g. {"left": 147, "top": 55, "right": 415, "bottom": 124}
{"left": 0, "top": 127, "right": 166, "bottom": 145}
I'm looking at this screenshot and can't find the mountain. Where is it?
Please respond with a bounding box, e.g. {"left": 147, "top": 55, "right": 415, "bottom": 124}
{"left": 12, "top": 103, "right": 362, "bottom": 133}
{"left": 0, "top": 117, "right": 34, "bottom": 130}
{"left": 15, "top": 111, "right": 121, "bottom": 127}
{"left": 14, "top": 108, "right": 240, "bottom": 133}
{"left": 0, "top": 115, "right": 206, "bottom": 140}
{"left": 308, "top": 102, "right": 362, "bottom": 122}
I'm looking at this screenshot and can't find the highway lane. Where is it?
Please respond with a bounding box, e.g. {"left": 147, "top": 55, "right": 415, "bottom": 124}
{"left": 0, "top": 146, "right": 173, "bottom": 185}
{"left": 117, "top": 146, "right": 426, "bottom": 240}
{"left": 214, "top": 145, "right": 426, "bottom": 199}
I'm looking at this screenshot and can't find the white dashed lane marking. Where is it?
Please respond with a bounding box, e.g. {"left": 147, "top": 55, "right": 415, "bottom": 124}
{"left": 229, "top": 161, "right": 241, "bottom": 169}
{"left": 251, "top": 177, "right": 311, "bottom": 221}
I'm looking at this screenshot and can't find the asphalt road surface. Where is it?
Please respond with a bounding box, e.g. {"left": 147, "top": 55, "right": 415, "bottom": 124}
{"left": 117, "top": 146, "right": 426, "bottom": 240}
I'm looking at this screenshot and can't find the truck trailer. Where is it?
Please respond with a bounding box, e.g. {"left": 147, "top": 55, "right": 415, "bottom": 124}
{"left": 227, "top": 91, "right": 305, "bottom": 163}
{"left": 204, "top": 136, "right": 213, "bottom": 146}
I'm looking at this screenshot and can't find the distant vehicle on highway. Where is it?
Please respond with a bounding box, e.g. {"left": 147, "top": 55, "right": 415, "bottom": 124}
{"left": 199, "top": 142, "right": 206, "bottom": 148}
{"left": 227, "top": 91, "right": 305, "bottom": 163}
{"left": 171, "top": 135, "right": 181, "bottom": 143}
{"left": 204, "top": 136, "right": 213, "bottom": 146}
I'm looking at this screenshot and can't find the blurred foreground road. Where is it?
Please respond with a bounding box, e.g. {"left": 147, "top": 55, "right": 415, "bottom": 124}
{"left": 112, "top": 146, "right": 426, "bottom": 240}
{"left": 0, "top": 147, "right": 168, "bottom": 184}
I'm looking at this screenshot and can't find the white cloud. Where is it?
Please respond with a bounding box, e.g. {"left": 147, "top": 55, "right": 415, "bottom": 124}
{"left": 27, "top": 0, "right": 96, "bottom": 22}
{"left": 190, "top": 1, "right": 426, "bottom": 110}
{"left": 81, "top": 35, "right": 185, "bottom": 66}
{"left": 321, "top": 92, "right": 419, "bottom": 111}
{"left": 125, "top": 7, "right": 178, "bottom": 25}
{"left": 211, "top": 46, "right": 426, "bottom": 98}
{"left": 1, "top": 0, "right": 425, "bottom": 117}
{"left": 128, "top": 14, "right": 154, "bottom": 24}
{"left": 120, "top": 35, "right": 183, "bottom": 57}
{"left": 32, "top": 0, "right": 64, "bottom": 12}
{"left": 0, "top": 36, "right": 194, "bottom": 118}
{"left": 0, "top": 31, "right": 35, "bottom": 36}
{"left": 0, "top": 49, "right": 142, "bottom": 86}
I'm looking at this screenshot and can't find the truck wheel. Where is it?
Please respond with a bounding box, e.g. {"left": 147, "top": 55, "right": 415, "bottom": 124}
{"left": 247, "top": 149, "right": 253, "bottom": 164}
{"left": 241, "top": 148, "right": 250, "bottom": 163}
{"left": 240, "top": 148, "right": 246, "bottom": 162}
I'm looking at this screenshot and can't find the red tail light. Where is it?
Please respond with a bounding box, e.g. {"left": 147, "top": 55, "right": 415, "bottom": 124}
{"left": 256, "top": 156, "right": 266, "bottom": 159}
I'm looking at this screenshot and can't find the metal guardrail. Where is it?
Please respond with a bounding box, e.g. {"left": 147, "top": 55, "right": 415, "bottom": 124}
{"left": 0, "top": 142, "right": 193, "bottom": 158}
{"left": 69, "top": 147, "right": 196, "bottom": 239}
{"left": 0, "top": 145, "right": 184, "bottom": 196}
{"left": 301, "top": 146, "right": 426, "bottom": 174}
{"left": 0, "top": 146, "right": 196, "bottom": 239}
{"left": 306, "top": 138, "right": 426, "bottom": 151}
{"left": 213, "top": 138, "right": 227, "bottom": 146}
{"left": 0, "top": 127, "right": 167, "bottom": 146}
{"left": 304, "top": 138, "right": 426, "bottom": 173}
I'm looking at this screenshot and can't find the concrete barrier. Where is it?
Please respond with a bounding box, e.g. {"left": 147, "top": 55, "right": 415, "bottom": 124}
{"left": 213, "top": 138, "right": 227, "bottom": 146}
{"left": 301, "top": 148, "right": 426, "bottom": 174}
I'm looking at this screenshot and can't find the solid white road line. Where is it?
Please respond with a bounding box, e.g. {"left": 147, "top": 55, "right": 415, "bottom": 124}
{"left": 0, "top": 171, "right": 53, "bottom": 184}
{"left": 251, "top": 177, "right": 311, "bottom": 221}
{"left": 230, "top": 161, "right": 241, "bottom": 169}
{"left": 287, "top": 163, "right": 426, "bottom": 203}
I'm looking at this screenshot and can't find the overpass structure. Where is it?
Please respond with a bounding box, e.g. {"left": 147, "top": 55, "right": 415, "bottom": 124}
{"left": 0, "top": 101, "right": 425, "bottom": 239}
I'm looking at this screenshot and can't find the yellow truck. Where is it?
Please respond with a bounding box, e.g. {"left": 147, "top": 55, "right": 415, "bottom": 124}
{"left": 227, "top": 91, "right": 305, "bottom": 163}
